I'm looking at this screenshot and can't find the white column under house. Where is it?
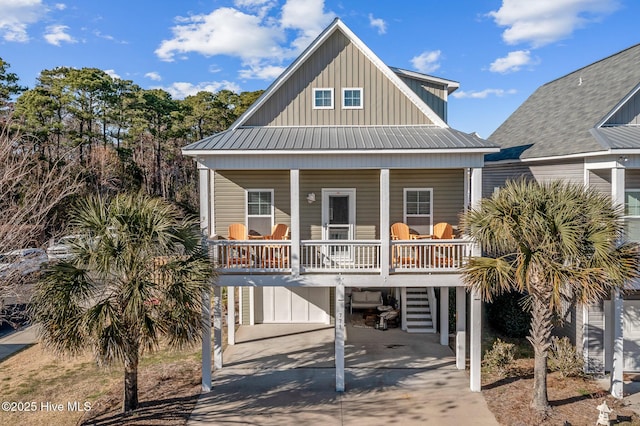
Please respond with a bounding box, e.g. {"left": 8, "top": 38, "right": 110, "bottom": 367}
{"left": 469, "top": 167, "right": 482, "bottom": 392}
{"left": 611, "top": 165, "right": 625, "bottom": 398}
{"left": 335, "top": 279, "right": 346, "bottom": 392}
{"left": 456, "top": 286, "right": 466, "bottom": 370}
{"left": 227, "top": 286, "right": 235, "bottom": 346}
{"left": 198, "top": 166, "right": 212, "bottom": 392}
{"left": 440, "top": 287, "right": 449, "bottom": 346}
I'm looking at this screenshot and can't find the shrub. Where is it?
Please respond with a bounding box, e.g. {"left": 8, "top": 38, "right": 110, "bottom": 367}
{"left": 548, "top": 336, "right": 584, "bottom": 377}
{"left": 486, "top": 291, "right": 531, "bottom": 337}
{"left": 483, "top": 338, "right": 516, "bottom": 376}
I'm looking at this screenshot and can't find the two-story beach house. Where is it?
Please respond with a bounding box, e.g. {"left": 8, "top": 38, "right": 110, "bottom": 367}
{"left": 484, "top": 43, "right": 640, "bottom": 398}
{"left": 183, "top": 18, "right": 499, "bottom": 392}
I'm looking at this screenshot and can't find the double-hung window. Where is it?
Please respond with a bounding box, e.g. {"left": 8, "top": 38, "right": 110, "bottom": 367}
{"left": 625, "top": 189, "right": 640, "bottom": 242}
{"left": 247, "top": 189, "right": 274, "bottom": 236}
{"left": 404, "top": 188, "right": 433, "bottom": 235}
{"left": 342, "top": 88, "right": 363, "bottom": 109}
{"left": 313, "top": 88, "right": 333, "bottom": 109}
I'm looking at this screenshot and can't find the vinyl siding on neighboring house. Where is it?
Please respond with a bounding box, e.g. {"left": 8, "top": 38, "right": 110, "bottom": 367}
{"left": 627, "top": 169, "right": 640, "bottom": 188}
{"left": 241, "top": 288, "right": 250, "bottom": 324}
{"left": 245, "top": 30, "right": 434, "bottom": 127}
{"left": 588, "top": 169, "right": 611, "bottom": 195}
{"left": 390, "top": 169, "right": 465, "bottom": 230}
{"left": 585, "top": 301, "right": 606, "bottom": 373}
{"left": 214, "top": 171, "right": 290, "bottom": 237}
{"left": 605, "top": 92, "right": 640, "bottom": 126}
{"left": 483, "top": 160, "right": 584, "bottom": 197}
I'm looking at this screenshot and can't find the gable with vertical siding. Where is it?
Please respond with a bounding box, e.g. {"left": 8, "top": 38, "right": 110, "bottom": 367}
{"left": 606, "top": 90, "right": 640, "bottom": 126}
{"left": 245, "top": 30, "right": 434, "bottom": 127}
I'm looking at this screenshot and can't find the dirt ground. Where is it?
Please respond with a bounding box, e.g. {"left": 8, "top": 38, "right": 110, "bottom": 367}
{"left": 482, "top": 358, "right": 640, "bottom": 425}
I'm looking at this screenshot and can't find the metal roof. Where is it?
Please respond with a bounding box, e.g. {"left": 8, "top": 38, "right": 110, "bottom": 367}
{"left": 182, "top": 126, "right": 498, "bottom": 152}
{"left": 488, "top": 43, "right": 640, "bottom": 161}
{"left": 590, "top": 126, "right": 640, "bottom": 149}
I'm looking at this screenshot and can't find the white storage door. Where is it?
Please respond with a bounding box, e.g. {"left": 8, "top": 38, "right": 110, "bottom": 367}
{"left": 259, "top": 287, "right": 330, "bottom": 323}
{"left": 623, "top": 300, "right": 640, "bottom": 371}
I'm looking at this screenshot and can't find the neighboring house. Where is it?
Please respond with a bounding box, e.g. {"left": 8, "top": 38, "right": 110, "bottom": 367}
{"left": 183, "top": 18, "right": 498, "bottom": 392}
{"left": 485, "top": 43, "right": 640, "bottom": 397}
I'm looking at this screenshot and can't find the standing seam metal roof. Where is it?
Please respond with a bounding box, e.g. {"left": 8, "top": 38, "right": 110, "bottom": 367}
{"left": 182, "top": 126, "right": 498, "bottom": 152}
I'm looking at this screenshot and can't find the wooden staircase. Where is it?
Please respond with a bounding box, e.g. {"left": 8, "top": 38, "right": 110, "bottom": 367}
{"left": 403, "top": 287, "right": 437, "bottom": 333}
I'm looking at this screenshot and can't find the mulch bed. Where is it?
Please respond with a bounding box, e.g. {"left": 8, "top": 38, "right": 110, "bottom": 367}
{"left": 482, "top": 358, "right": 640, "bottom": 425}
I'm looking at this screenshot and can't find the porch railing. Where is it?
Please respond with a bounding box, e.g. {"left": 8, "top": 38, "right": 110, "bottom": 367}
{"left": 390, "top": 238, "right": 473, "bottom": 272}
{"left": 208, "top": 238, "right": 474, "bottom": 274}
{"left": 300, "top": 240, "right": 380, "bottom": 273}
{"left": 210, "top": 240, "right": 291, "bottom": 273}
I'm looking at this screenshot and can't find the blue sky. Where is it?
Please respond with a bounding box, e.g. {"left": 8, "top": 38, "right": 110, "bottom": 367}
{"left": 0, "top": 0, "right": 638, "bottom": 138}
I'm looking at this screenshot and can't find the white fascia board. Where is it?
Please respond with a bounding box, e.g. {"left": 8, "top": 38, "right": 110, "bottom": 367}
{"left": 389, "top": 67, "right": 460, "bottom": 94}
{"left": 231, "top": 19, "right": 448, "bottom": 130}
{"left": 183, "top": 147, "right": 500, "bottom": 157}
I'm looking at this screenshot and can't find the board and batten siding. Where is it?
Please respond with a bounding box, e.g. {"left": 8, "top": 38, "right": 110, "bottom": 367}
{"left": 299, "top": 170, "right": 380, "bottom": 240}
{"left": 483, "top": 160, "right": 585, "bottom": 197}
{"left": 214, "top": 171, "right": 290, "bottom": 237}
{"left": 245, "top": 30, "right": 433, "bottom": 127}
{"left": 390, "top": 169, "right": 465, "bottom": 231}
{"left": 606, "top": 92, "right": 640, "bottom": 126}
{"left": 397, "top": 75, "right": 447, "bottom": 122}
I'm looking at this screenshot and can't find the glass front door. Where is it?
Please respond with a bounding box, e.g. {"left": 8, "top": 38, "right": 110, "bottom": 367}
{"left": 322, "top": 189, "right": 355, "bottom": 264}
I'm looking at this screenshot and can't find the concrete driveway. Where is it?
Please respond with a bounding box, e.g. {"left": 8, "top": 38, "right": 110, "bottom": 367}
{"left": 188, "top": 324, "right": 498, "bottom": 425}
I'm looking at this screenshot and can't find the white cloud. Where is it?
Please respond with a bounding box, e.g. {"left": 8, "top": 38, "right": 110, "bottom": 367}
{"left": 104, "top": 69, "right": 120, "bottom": 79}
{"left": 368, "top": 14, "right": 387, "bottom": 35}
{"left": 155, "top": 0, "right": 334, "bottom": 80}
{"left": 410, "top": 50, "right": 441, "bottom": 74}
{"left": 489, "top": 50, "right": 533, "bottom": 73}
{"left": 44, "top": 24, "right": 76, "bottom": 46}
{"left": 281, "top": 0, "right": 334, "bottom": 52}
{"left": 239, "top": 62, "right": 286, "bottom": 80}
{"left": 0, "top": 0, "right": 45, "bottom": 42}
{"left": 157, "top": 81, "right": 242, "bottom": 99}
{"left": 145, "top": 71, "right": 162, "bottom": 81}
{"left": 155, "top": 7, "right": 286, "bottom": 62}
{"left": 451, "top": 88, "right": 517, "bottom": 99}
{"left": 488, "top": 0, "right": 619, "bottom": 47}
{"left": 54, "top": 3, "right": 66, "bottom": 10}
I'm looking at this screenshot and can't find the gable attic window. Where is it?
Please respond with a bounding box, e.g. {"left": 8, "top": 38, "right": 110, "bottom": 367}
{"left": 313, "top": 88, "right": 334, "bottom": 109}
{"left": 342, "top": 88, "right": 363, "bottom": 109}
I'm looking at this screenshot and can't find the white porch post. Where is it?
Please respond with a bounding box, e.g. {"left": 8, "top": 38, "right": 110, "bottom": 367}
{"left": 612, "top": 289, "right": 624, "bottom": 398}
{"left": 201, "top": 286, "right": 212, "bottom": 391}
{"left": 227, "top": 286, "right": 235, "bottom": 346}
{"left": 380, "top": 169, "right": 390, "bottom": 278}
{"left": 198, "top": 166, "right": 212, "bottom": 391}
{"left": 469, "top": 167, "right": 482, "bottom": 391}
{"left": 440, "top": 287, "right": 449, "bottom": 346}
{"left": 213, "top": 285, "right": 223, "bottom": 370}
{"left": 456, "top": 286, "right": 466, "bottom": 370}
{"left": 611, "top": 165, "right": 625, "bottom": 398}
{"left": 290, "top": 169, "right": 300, "bottom": 276}
{"left": 249, "top": 287, "right": 255, "bottom": 325}
{"left": 335, "top": 279, "right": 346, "bottom": 392}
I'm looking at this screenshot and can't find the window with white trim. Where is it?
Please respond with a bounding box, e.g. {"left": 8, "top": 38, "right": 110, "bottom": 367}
{"left": 625, "top": 189, "right": 640, "bottom": 242}
{"left": 247, "top": 189, "right": 274, "bottom": 237}
{"left": 403, "top": 188, "right": 433, "bottom": 235}
{"left": 313, "top": 88, "right": 333, "bottom": 109}
{"left": 342, "top": 88, "right": 363, "bottom": 109}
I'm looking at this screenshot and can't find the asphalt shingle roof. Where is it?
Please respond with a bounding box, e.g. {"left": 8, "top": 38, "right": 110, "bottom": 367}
{"left": 182, "top": 126, "right": 498, "bottom": 152}
{"left": 488, "top": 44, "right": 640, "bottom": 161}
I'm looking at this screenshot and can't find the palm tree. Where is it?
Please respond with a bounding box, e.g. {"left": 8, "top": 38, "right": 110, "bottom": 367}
{"left": 31, "top": 193, "right": 212, "bottom": 412}
{"left": 461, "top": 179, "right": 639, "bottom": 413}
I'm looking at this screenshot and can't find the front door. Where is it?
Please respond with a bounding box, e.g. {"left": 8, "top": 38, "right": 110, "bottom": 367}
{"left": 322, "top": 189, "right": 355, "bottom": 264}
